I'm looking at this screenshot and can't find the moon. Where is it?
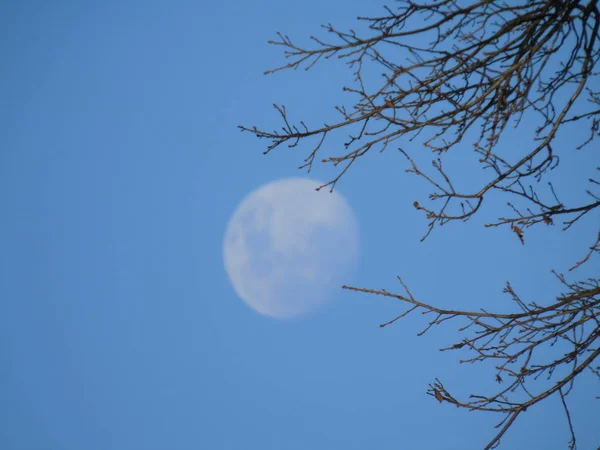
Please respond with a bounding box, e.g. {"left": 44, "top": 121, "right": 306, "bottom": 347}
{"left": 223, "top": 177, "right": 359, "bottom": 319}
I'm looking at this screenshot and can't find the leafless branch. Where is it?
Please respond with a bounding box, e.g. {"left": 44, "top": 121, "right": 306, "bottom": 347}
{"left": 241, "top": 1, "right": 600, "bottom": 447}
{"left": 343, "top": 274, "right": 600, "bottom": 449}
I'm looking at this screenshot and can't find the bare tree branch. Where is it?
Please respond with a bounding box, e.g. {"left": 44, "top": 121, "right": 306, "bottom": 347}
{"left": 241, "top": 1, "right": 600, "bottom": 447}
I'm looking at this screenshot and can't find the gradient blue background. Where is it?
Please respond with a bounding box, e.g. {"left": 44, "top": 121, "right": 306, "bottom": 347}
{"left": 1, "top": 2, "right": 598, "bottom": 449}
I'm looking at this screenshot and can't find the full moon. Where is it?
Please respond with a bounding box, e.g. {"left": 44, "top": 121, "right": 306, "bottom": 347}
{"left": 223, "top": 177, "right": 359, "bottom": 319}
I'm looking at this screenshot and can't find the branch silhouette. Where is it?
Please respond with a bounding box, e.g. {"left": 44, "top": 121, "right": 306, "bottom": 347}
{"left": 240, "top": 1, "right": 600, "bottom": 447}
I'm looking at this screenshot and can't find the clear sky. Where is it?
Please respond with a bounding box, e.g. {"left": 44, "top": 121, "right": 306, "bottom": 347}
{"left": 1, "top": 2, "right": 598, "bottom": 449}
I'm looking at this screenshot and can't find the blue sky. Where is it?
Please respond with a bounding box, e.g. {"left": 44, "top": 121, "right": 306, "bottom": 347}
{"left": 1, "top": 2, "right": 598, "bottom": 449}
